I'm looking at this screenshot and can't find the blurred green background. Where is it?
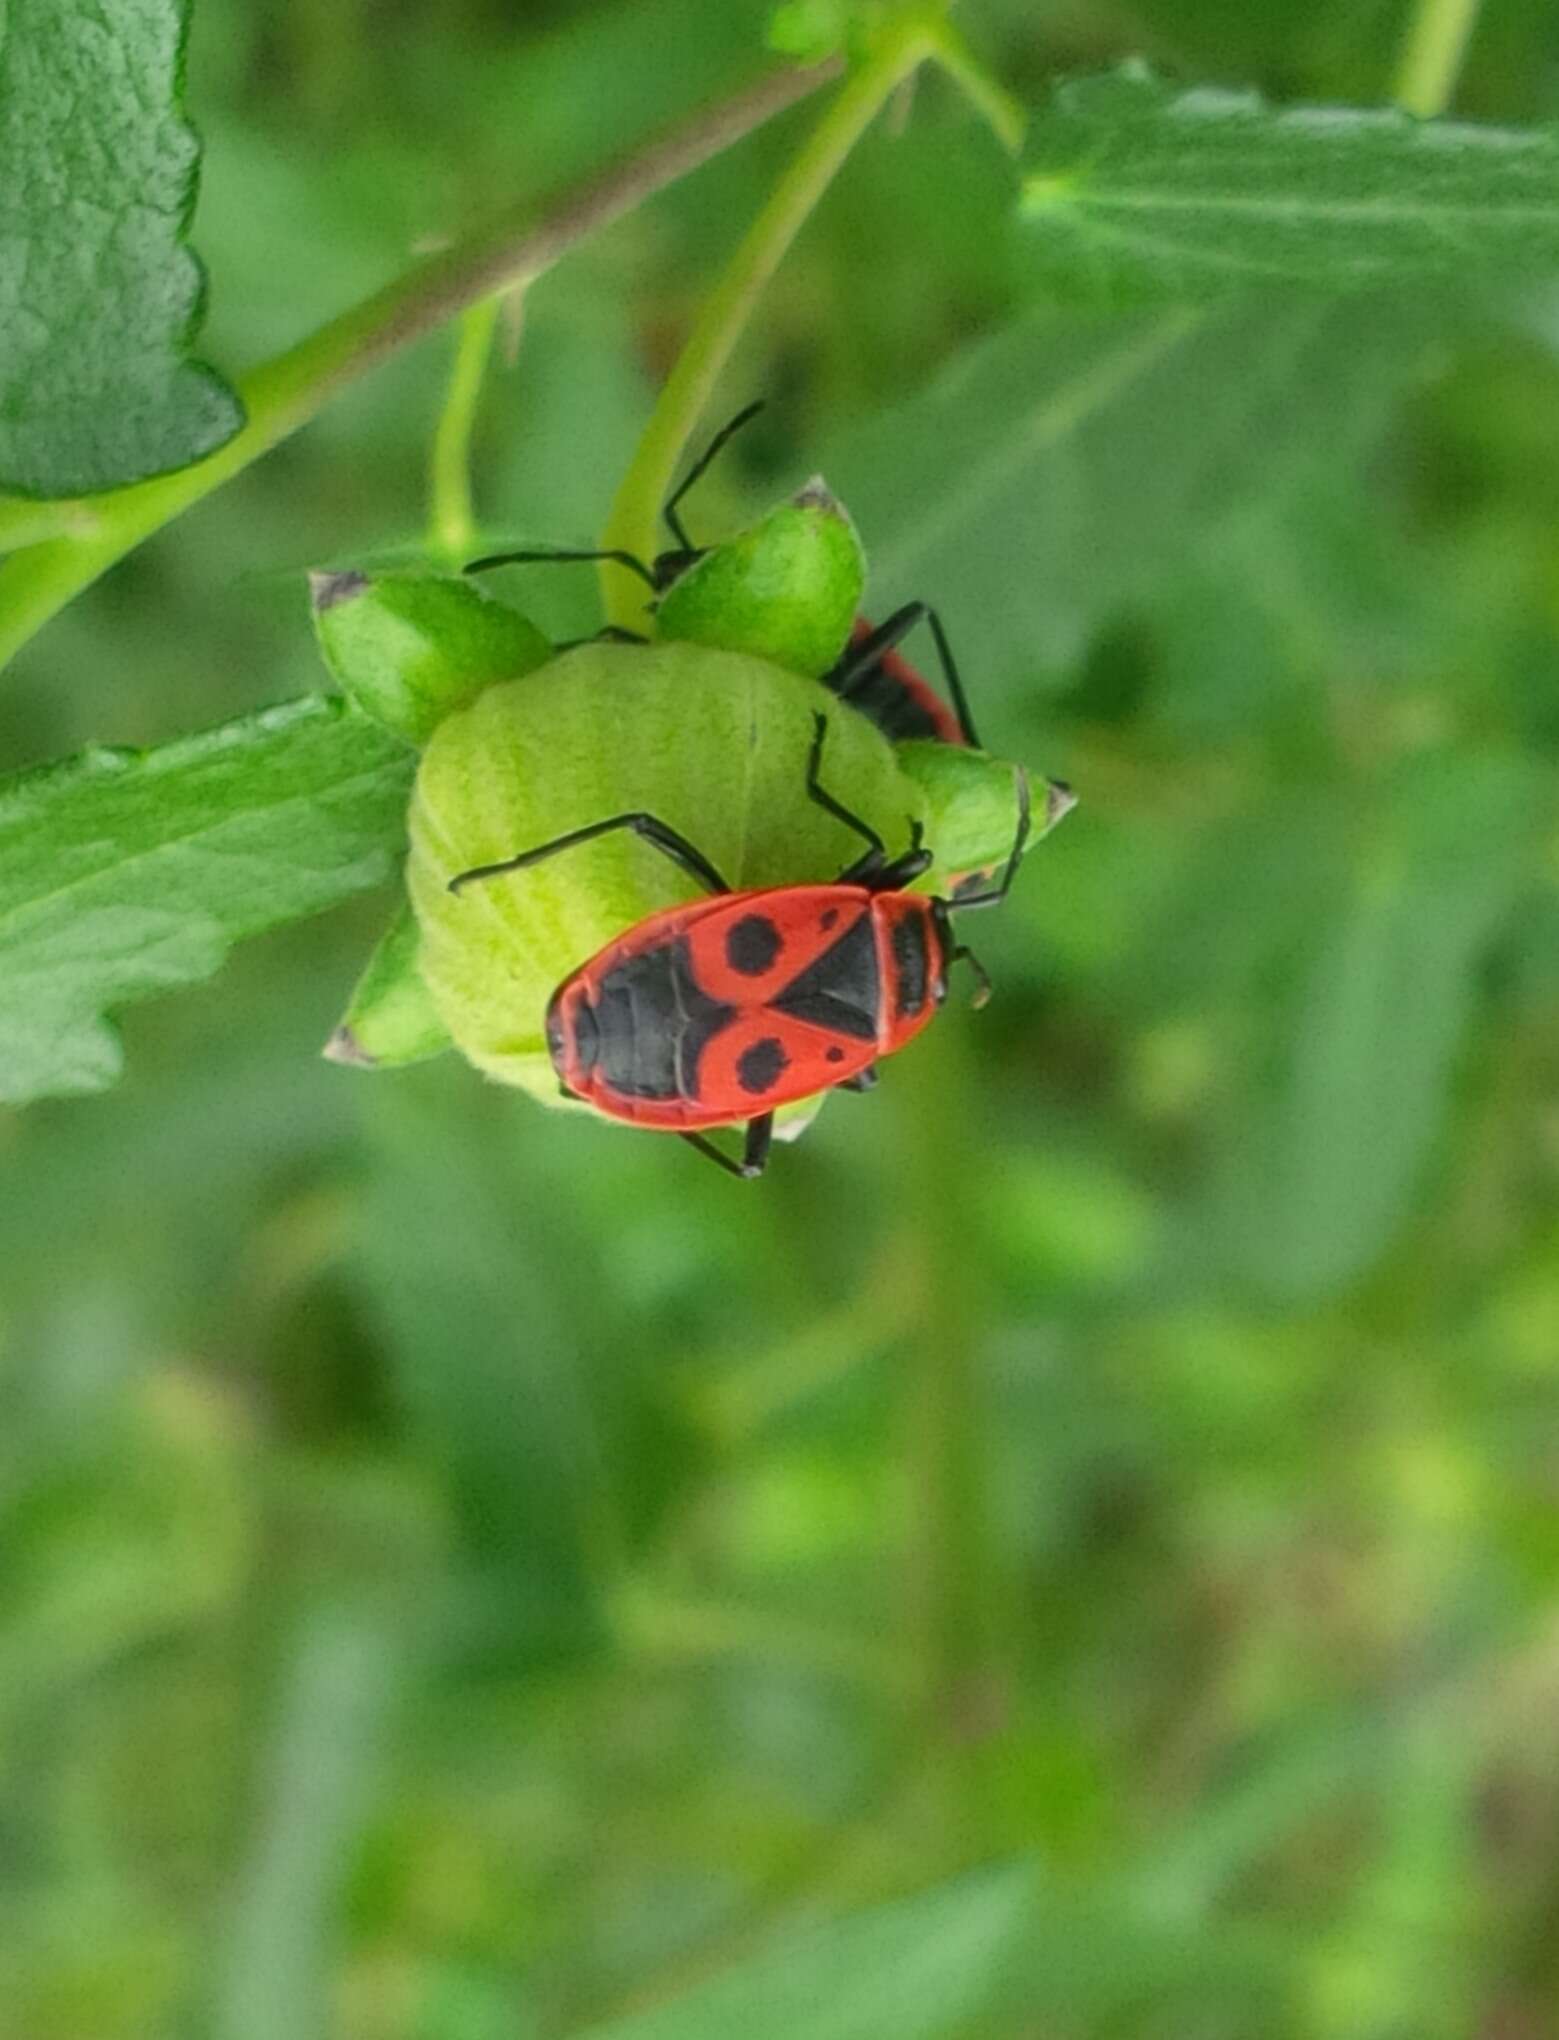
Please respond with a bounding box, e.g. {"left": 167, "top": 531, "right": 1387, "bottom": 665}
{"left": 5, "top": 1, "right": 1559, "bottom": 2034}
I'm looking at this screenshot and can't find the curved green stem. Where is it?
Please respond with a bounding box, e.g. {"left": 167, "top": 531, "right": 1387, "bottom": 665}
{"left": 925, "top": 16, "right": 1025, "bottom": 152}
{"left": 598, "top": 10, "right": 1017, "bottom": 630}
{"left": 0, "top": 58, "right": 840, "bottom": 676}
{"left": 429, "top": 297, "right": 502, "bottom": 563}
{"left": 1394, "top": 0, "right": 1484, "bottom": 117}
{"left": 0, "top": 496, "right": 104, "bottom": 556}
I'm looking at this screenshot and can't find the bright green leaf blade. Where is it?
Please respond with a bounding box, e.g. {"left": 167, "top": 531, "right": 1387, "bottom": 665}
{"left": 0, "top": 0, "right": 244, "bottom": 497}
{"left": 574, "top": 1860, "right": 1035, "bottom": 2040}
{"left": 0, "top": 696, "right": 412, "bottom": 1104}
{"left": 826, "top": 296, "right": 1423, "bottom": 678}
{"left": 1019, "top": 65, "right": 1559, "bottom": 304}
{"left": 1209, "top": 751, "right": 1548, "bottom": 1300}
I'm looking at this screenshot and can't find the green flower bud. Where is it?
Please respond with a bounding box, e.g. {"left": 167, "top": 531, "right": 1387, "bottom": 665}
{"left": 654, "top": 481, "right": 864, "bottom": 680}
{"left": 324, "top": 902, "right": 452, "bottom": 1070}
{"left": 310, "top": 571, "right": 551, "bottom": 746}
{"left": 896, "top": 741, "right": 1077, "bottom": 887}
{"left": 405, "top": 640, "right": 922, "bottom": 1108}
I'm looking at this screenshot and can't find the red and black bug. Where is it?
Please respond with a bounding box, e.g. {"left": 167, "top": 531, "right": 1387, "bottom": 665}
{"left": 464, "top": 401, "right": 981, "bottom": 749}
{"left": 446, "top": 713, "right": 1030, "bottom": 1179}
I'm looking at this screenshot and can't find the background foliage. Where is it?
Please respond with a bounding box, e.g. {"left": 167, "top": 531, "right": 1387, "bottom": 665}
{"left": 3, "top": 1, "right": 1559, "bottom": 2035}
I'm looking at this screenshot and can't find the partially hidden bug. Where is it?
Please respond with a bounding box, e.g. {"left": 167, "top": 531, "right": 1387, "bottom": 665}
{"left": 445, "top": 712, "right": 1030, "bottom": 1178}
{"left": 465, "top": 400, "right": 981, "bottom": 752}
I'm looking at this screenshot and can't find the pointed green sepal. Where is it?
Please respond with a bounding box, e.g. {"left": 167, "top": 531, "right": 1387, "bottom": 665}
{"left": 897, "top": 740, "right": 1076, "bottom": 887}
{"left": 653, "top": 480, "right": 865, "bottom": 679}
{"left": 323, "top": 900, "right": 453, "bottom": 1070}
{"left": 310, "top": 571, "right": 551, "bottom": 746}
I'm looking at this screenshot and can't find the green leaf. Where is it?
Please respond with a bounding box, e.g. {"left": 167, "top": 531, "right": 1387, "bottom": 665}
{"left": 0, "top": 696, "right": 412, "bottom": 1105}
{"left": 826, "top": 296, "right": 1423, "bottom": 679}
{"left": 0, "top": 0, "right": 244, "bottom": 497}
{"left": 574, "top": 1860, "right": 1035, "bottom": 2040}
{"left": 1020, "top": 66, "right": 1559, "bottom": 305}
{"left": 1208, "top": 751, "right": 1547, "bottom": 1300}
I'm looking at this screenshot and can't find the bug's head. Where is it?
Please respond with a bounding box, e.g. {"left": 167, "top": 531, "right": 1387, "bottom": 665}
{"left": 545, "top": 983, "right": 597, "bottom": 1087}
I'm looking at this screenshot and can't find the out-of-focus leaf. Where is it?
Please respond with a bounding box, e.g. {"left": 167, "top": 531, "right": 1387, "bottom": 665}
{"left": 825, "top": 296, "right": 1425, "bottom": 680}
{"left": 0, "top": 697, "right": 411, "bottom": 1104}
{"left": 767, "top": 0, "right": 852, "bottom": 61}
{"left": 0, "top": 0, "right": 244, "bottom": 496}
{"left": 349, "top": 1075, "right": 644, "bottom": 1666}
{"left": 574, "top": 1860, "right": 1035, "bottom": 2040}
{"left": 216, "top": 1607, "right": 405, "bottom": 2040}
{"left": 1209, "top": 751, "right": 1548, "bottom": 1299}
{"left": 1019, "top": 67, "right": 1559, "bottom": 305}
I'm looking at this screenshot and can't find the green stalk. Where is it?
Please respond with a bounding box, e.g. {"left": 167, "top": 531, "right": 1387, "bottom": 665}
{"left": 0, "top": 496, "right": 102, "bottom": 555}
{"left": 0, "top": 58, "right": 839, "bottom": 676}
{"left": 1393, "top": 0, "right": 1485, "bottom": 117}
{"left": 428, "top": 297, "right": 502, "bottom": 563}
{"left": 597, "top": 10, "right": 1019, "bottom": 630}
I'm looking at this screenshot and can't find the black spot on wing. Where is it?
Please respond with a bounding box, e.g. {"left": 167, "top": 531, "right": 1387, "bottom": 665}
{"left": 725, "top": 912, "right": 783, "bottom": 976}
{"left": 737, "top": 1036, "right": 790, "bottom": 1096}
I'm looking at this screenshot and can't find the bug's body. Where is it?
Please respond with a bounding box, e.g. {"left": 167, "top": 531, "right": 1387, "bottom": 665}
{"left": 827, "top": 615, "right": 969, "bottom": 748}
{"left": 446, "top": 707, "right": 1031, "bottom": 1176}
{"left": 546, "top": 884, "right": 951, "bottom": 1128}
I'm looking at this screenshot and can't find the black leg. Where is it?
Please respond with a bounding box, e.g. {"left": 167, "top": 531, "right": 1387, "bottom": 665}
{"left": 449, "top": 810, "right": 732, "bottom": 897}
{"left": 680, "top": 1113, "right": 773, "bottom": 1180}
{"left": 948, "top": 943, "right": 992, "bottom": 1009}
{"left": 838, "top": 1066, "right": 879, "bottom": 1093}
{"left": 805, "top": 712, "right": 933, "bottom": 890}
{"left": 945, "top": 767, "right": 1032, "bottom": 911}
{"left": 833, "top": 601, "right": 982, "bottom": 750}
{"left": 463, "top": 545, "right": 659, "bottom": 590}
{"left": 663, "top": 399, "right": 766, "bottom": 554}
{"left": 804, "top": 712, "right": 885, "bottom": 874}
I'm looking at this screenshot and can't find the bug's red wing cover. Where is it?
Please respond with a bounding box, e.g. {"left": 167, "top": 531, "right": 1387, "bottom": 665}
{"left": 682, "top": 887, "right": 869, "bottom": 1002}
{"left": 680, "top": 887, "right": 881, "bottom": 1112}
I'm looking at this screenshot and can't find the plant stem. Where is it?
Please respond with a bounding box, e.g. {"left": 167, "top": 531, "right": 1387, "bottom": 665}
{"left": 596, "top": 18, "right": 941, "bottom": 630}
{"left": 429, "top": 297, "right": 501, "bottom": 563}
{"left": 0, "top": 497, "right": 103, "bottom": 554}
{"left": 0, "top": 57, "right": 840, "bottom": 677}
{"left": 1394, "top": 0, "right": 1484, "bottom": 117}
{"left": 923, "top": 15, "right": 1025, "bottom": 152}
{"left": 597, "top": 11, "right": 1026, "bottom": 631}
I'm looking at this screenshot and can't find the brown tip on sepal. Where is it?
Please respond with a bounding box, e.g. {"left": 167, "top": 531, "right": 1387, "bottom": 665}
{"left": 323, "top": 1025, "right": 378, "bottom": 1068}
{"left": 1044, "top": 780, "right": 1079, "bottom": 831}
{"left": 792, "top": 474, "right": 844, "bottom": 516}
{"left": 309, "top": 569, "right": 371, "bottom": 614}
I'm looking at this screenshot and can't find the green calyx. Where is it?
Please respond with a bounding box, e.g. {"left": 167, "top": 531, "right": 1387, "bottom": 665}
{"left": 654, "top": 480, "right": 865, "bottom": 680}
{"left": 897, "top": 740, "right": 1077, "bottom": 885}
{"left": 406, "top": 640, "right": 922, "bottom": 1109}
{"left": 310, "top": 570, "right": 551, "bottom": 747}
{"left": 324, "top": 902, "right": 453, "bottom": 1070}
